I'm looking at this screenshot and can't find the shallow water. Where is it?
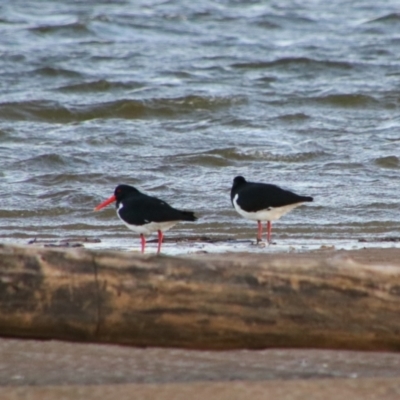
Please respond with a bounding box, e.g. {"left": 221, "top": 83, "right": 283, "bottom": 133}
{"left": 1, "top": 0, "right": 400, "bottom": 251}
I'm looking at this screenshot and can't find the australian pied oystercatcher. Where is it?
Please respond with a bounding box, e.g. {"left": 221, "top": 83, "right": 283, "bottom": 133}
{"left": 94, "top": 184, "right": 197, "bottom": 254}
{"left": 230, "top": 176, "right": 313, "bottom": 244}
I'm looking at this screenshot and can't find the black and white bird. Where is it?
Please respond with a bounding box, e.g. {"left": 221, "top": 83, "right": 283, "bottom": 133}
{"left": 94, "top": 184, "right": 197, "bottom": 253}
{"left": 230, "top": 176, "right": 313, "bottom": 244}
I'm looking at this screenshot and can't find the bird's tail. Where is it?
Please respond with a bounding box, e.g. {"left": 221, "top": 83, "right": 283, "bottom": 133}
{"left": 302, "top": 196, "right": 313, "bottom": 202}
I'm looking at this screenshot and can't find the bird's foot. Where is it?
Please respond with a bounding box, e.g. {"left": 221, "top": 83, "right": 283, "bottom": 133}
{"left": 253, "top": 240, "right": 276, "bottom": 247}
{"left": 253, "top": 239, "right": 266, "bottom": 247}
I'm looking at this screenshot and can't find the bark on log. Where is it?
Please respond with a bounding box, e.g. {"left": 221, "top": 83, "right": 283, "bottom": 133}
{"left": 1, "top": 243, "right": 400, "bottom": 351}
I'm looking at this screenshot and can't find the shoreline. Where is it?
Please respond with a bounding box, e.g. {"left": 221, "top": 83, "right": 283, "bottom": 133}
{"left": 3, "top": 236, "right": 400, "bottom": 258}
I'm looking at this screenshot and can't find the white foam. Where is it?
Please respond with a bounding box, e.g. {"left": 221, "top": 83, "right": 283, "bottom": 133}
{"left": 84, "top": 237, "right": 400, "bottom": 256}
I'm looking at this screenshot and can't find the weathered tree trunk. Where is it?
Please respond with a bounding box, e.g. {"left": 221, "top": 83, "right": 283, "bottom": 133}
{"left": 1, "top": 243, "right": 400, "bottom": 350}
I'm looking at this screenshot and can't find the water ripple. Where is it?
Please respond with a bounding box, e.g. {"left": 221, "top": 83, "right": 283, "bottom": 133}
{"left": 313, "top": 94, "right": 378, "bottom": 108}
{"left": 366, "top": 13, "right": 400, "bottom": 24}
{"left": 0, "top": 96, "right": 243, "bottom": 122}
{"left": 57, "top": 80, "right": 143, "bottom": 93}
{"left": 29, "top": 22, "right": 92, "bottom": 36}
{"left": 1, "top": 0, "right": 400, "bottom": 246}
{"left": 374, "top": 156, "right": 399, "bottom": 169}
{"left": 231, "top": 58, "right": 353, "bottom": 71}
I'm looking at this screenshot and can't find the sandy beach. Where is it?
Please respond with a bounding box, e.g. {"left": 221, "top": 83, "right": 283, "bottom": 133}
{"left": 1, "top": 336, "right": 400, "bottom": 399}
{"left": 1, "top": 246, "right": 400, "bottom": 399}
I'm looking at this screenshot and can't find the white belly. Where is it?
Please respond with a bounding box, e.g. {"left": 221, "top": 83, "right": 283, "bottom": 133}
{"left": 233, "top": 194, "right": 304, "bottom": 222}
{"left": 118, "top": 217, "right": 178, "bottom": 236}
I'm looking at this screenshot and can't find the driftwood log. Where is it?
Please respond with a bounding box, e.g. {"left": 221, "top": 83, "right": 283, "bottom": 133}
{"left": 1, "top": 243, "right": 400, "bottom": 351}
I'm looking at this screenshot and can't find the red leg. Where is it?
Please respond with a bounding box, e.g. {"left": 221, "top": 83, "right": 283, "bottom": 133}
{"left": 157, "top": 230, "right": 164, "bottom": 254}
{"left": 140, "top": 234, "right": 146, "bottom": 253}
{"left": 257, "top": 220, "right": 262, "bottom": 243}
{"left": 267, "top": 221, "right": 272, "bottom": 244}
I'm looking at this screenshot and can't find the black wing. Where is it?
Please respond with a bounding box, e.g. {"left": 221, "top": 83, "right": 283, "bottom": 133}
{"left": 119, "top": 194, "right": 196, "bottom": 225}
{"left": 234, "top": 183, "right": 312, "bottom": 212}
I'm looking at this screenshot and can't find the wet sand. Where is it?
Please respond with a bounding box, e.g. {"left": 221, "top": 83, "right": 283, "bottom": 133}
{"left": 1, "top": 247, "right": 400, "bottom": 399}
{"left": 1, "top": 378, "right": 400, "bottom": 400}
{"left": 1, "top": 338, "right": 400, "bottom": 399}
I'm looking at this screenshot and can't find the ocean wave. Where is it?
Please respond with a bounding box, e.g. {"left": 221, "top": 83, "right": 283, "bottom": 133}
{"left": 313, "top": 94, "right": 377, "bottom": 108}
{"left": 0, "top": 209, "right": 67, "bottom": 219}
{"left": 11, "top": 153, "right": 88, "bottom": 170}
{"left": 173, "top": 153, "right": 231, "bottom": 167}
{"left": 172, "top": 147, "right": 326, "bottom": 165}
{"left": 57, "top": 80, "right": 143, "bottom": 93}
{"left": 0, "top": 101, "right": 78, "bottom": 122}
{"left": 22, "top": 173, "right": 110, "bottom": 186}
{"left": 0, "top": 96, "right": 243, "bottom": 122}
{"left": 365, "top": 13, "right": 400, "bottom": 24}
{"left": 231, "top": 57, "right": 353, "bottom": 71}
{"left": 34, "top": 67, "right": 82, "bottom": 78}
{"left": 275, "top": 113, "right": 311, "bottom": 122}
{"left": 374, "top": 156, "right": 399, "bottom": 169}
{"left": 241, "top": 150, "right": 326, "bottom": 163}
{"left": 29, "top": 22, "right": 91, "bottom": 36}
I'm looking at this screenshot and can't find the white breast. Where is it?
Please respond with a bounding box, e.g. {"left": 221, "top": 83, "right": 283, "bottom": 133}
{"left": 233, "top": 194, "right": 304, "bottom": 222}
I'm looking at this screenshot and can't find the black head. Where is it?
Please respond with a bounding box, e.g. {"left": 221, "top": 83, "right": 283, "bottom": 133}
{"left": 114, "top": 184, "right": 141, "bottom": 201}
{"left": 232, "top": 176, "right": 247, "bottom": 186}
{"left": 230, "top": 176, "right": 247, "bottom": 203}
{"left": 94, "top": 184, "right": 141, "bottom": 211}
